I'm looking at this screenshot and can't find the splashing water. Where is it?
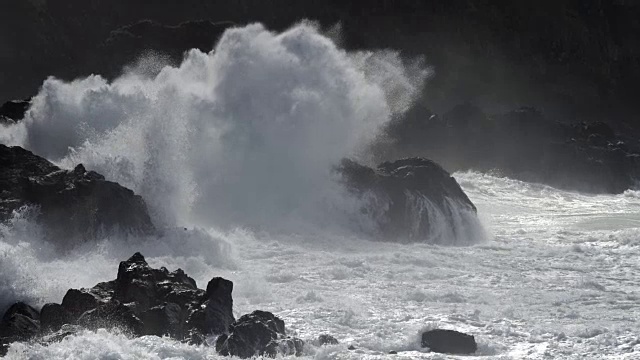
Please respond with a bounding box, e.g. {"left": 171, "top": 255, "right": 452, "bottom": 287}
{"left": 0, "top": 20, "right": 436, "bottom": 318}
{"left": 2, "top": 22, "right": 427, "bottom": 232}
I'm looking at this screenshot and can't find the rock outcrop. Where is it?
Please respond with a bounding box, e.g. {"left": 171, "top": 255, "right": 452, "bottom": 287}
{"left": 46, "top": 252, "right": 235, "bottom": 342}
{"left": 337, "top": 157, "right": 478, "bottom": 243}
{"left": 0, "top": 253, "right": 235, "bottom": 351}
{"left": 216, "top": 310, "right": 304, "bottom": 358}
{"left": 0, "top": 253, "right": 304, "bottom": 358}
{"left": 377, "top": 103, "right": 640, "bottom": 194}
{"left": 0, "top": 144, "right": 154, "bottom": 248}
{"left": 421, "top": 329, "right": 477, "bottom": 355}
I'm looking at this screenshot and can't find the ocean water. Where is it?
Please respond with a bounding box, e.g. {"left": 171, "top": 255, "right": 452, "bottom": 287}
{"left": 1, "top": 22, "right": 639, "bottom": 359}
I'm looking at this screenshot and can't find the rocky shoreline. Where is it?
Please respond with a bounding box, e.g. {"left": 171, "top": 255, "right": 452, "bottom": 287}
{"left": 0, "top": 253, "right": 478, "bottom": 357}
{"left": 0, "top": 98, "right": 482, "bottom": 355}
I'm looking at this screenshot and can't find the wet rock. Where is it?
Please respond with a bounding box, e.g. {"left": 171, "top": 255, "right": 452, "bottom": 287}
{"left": 337, "top": 157, "right": 477, "bottom": 243}
{"left": 317, "top": 333, "right": 339, "bottom": 345}
{"left": 61, "top": 282, "right": 115, "bottom": 320}
{"left": 204, "top": 277, "right": 235, "bottom": 335}
{"left": 348, "top": 345, "right": 356, "bottom": 350}
{"left": 0, "top": 302, "right": 41, "bottom": 355}
{"left": 389, "top": 350, "right": 398, "bottom": 354}
{"left": 2, "top": 302, "right": 39, "bottom": 323}
{"left": 215, "top": 310, "right": 303, "bottom": 358}
{"left": 265, "top": 337, "right": 304, "bottom": 357}
{"left": 0, "top": 253, "right": 239, "bottom": 354}
{"left": 141, "top": 302, "right": 183, "bottom": 337}
{"left": 421, "top": 329, "right": 477, "bottom": 355}
{"left": 39, "top": 324, "right": 82, "bottom": 345}
{"left": 40, "top": 303, "right": 71, "bottom": 332}
{"left": 0, "top": 145, "right": 155, "bottom": 249}
{"left": 77, "top": 301, "right": 143, "bottom": 335}
{"left": 50, "top": 253, "right": 233, "bottom": 342}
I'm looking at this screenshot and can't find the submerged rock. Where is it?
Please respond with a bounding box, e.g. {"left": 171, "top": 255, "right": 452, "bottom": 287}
{"left": 316, "top": 333, "right": 339, "bottom": 346}
{"left": 215, "top": 310, "right": 304, "bottom": 358}
{"left": 0, "top": 144, "right": 154, "bottom": 249}
{"left": 337, "top": 157, "right": 478, "bottom": 243}
{"left": 421, "top": 329, "right": 477, "bottom": 355}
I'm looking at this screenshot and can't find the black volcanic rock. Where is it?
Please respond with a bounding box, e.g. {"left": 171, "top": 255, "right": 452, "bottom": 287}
{"left": 316, "top": 334, "right": 339, "bottom": 346}
{"left": 40, "top": 303, "right": 71, "bottom": 332}
{"left": 0, "top": 254, "right": 310, "bottom": 356}
{"left": 203, "top": 277, "right": 235, "bottom": 335}
{"left": 54, "top": 253, "right": 233, "bottom": 341}
{"left": 215, "top": 310, "right": 304, "bottom": 358}
{"left": 0, "top": 99, "right": 29, "bottom": 124}
{"left": 337, "top": 157, "right": 477, "bottom": 243}
{"left": 0, "top": 302, "right": 41, "bottom": 356}
{"left": 421, "top": 329, "right": 477, "bottom": 355}
{"left": 141, "top": 302, "right": 183, "bottom": 337}
{"left": 0, "top": 253, "right": 240, "bottom": 353}
{"left": 377, "top": 104, "right": 640, "bottom": 194}
{"left": 0, "top": 144, "right": 155, "bottom": 248}
{"left": 77, "top": 300, "right": 143, "bottom": 335}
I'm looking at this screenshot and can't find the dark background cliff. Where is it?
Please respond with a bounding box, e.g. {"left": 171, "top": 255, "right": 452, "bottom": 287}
{"left": 2, "top": 0, "right": 639, "bottom": 131}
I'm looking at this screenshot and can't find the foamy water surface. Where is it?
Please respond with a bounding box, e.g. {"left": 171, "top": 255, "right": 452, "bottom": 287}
{"left": 1, "top": 22, "right": 639, "bottom": 359}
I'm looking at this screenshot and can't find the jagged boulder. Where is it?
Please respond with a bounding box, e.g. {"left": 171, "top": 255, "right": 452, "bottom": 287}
{"left": 1, "top": 253, "right": 237, "bottom": 353}
{"left": 215, "top": 310, "right": 304, "bottom": 358}
{"left": 421, "top": 329, "right": 477, "bottom": 355}
{"left": 0, "top": 254, "right": 306, "bottom": 357}
{"left": 0, "top": 144, "right": 155, "bottom": 248}
{"left": 337, "top": 157, "right": 478, "bottom": 243}
{"left": 50, "top": 253, "right": 234, "bottom": 340}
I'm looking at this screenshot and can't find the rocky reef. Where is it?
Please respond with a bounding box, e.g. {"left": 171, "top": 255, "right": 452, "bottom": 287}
{"left": 0, "top": 253, "right": 478, "bottom": 357}
{"left": 0, "top": 253, "right": 306, "bottom": 358}
{"left": 0, "top": 144, "right": 155, "bottom": 249}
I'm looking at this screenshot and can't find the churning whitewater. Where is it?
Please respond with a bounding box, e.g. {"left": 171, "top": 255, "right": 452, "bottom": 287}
{"left": 1, "top": 23, "right": 639, "bottom": 359}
